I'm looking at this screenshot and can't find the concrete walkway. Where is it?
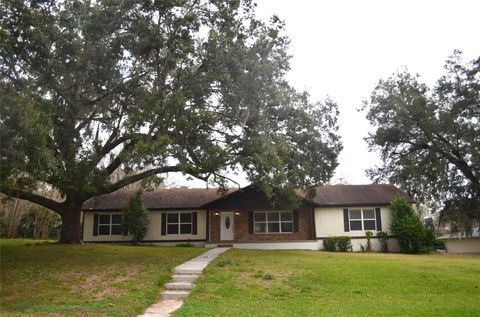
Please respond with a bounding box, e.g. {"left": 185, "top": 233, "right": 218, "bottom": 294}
{"left": 139, "top": 247, "right": 230, "bottom": 317}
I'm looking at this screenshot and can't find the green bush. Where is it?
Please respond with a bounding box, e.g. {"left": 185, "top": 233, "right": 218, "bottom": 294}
{"left": 376, "top": 231, "right": 389, "bottom": 252}
{"left": 323, "top": 237, "right": 336, "bottom": 252}
{"left": 122, "top": 189, "right": 150, "bottom": 244}
{"left": 390, "top": 196, "right": 432, "bottom": 254}
{"left": 365, "top": 231, "right": 373, "bottom": 252}
{"left": 433, "top": 238, "right": 446, "bottom": 250}
{"left": 323, "top": 236, "right": 351, "bottom": 252}
{"left": 336, "top": 236, "right": 352, "bottom": 252}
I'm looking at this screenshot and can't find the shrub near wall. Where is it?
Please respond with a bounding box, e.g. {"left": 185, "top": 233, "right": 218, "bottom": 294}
{"left": 323, "top": 236, "right": 352, "bottom": 252}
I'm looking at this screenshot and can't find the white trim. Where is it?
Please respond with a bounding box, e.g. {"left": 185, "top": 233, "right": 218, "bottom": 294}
{"left": 166, "top": 211, "right": 193, "bottom": 235}
{"left": 349, "top": 208, "right": 376, "bottom": 231}
{"left": 98, "top": 213, "right": 123, "bottom": 236}
{"left": 253, "top": 211, "right": 293, "bottom": 234}
{"left": 206, "top": 241, "right": 320, "bottom": 250}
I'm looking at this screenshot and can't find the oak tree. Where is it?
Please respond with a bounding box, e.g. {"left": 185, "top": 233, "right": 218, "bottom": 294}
{"left": 364, "top": 51, "right": 479, "bottom": 233}
{"left": 0, "top": 0, "right": 342, "bottom": 243}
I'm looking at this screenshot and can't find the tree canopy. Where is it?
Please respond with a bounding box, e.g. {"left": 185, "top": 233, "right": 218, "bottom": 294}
{"left": 0, "top": 0, "right": 341, "bottom": 243}
{"left": 364, "top": 51, "right": 480, "bottom": 233}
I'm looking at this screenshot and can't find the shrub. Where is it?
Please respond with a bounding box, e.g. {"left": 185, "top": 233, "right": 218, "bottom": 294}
{"left": 433, "top": 238, "right": 446, "bottom": 250}
{"left": 336, "top": 236, "right": 352, "bottom": 252}
{"left": 323, "top": 237, "right": 336, "bottom": 252}
{"left": 365, "top": 231, "right": 373, "bottom": 252}
{"left": 390, "top": 196, "right": 431, "bottom": 254}
{"left": 376, "top": 231, "right": 389, "bottom": 252}
{"left": 122, "top": 189, "right": 150, "bottom": 244}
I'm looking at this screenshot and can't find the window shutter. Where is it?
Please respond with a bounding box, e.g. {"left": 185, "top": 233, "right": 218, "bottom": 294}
{"left": 161, "top": 213, "right": 166, "bottom": 236}
{"left": 248, "top": 211, "right": 254, "bottom": 234}
{"left": 293, "top": 210, "right": 299, "bottom": 233}
{"left": 93, "top": 214, "right": 98, "bottom": 236}
{"left": 192, "top": 212, "right": 197, "bottom": 235}
{"left": 343, "top": 209, "right": 349, "bottom": 232}
{"left": 375, "top": 208, "right": 382, "bottom": 231}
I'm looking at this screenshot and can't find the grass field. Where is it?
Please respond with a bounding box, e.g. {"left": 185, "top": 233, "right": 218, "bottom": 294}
{"left": 0, "top": 239, "right": 204, "bottom": 316}
{"left": 174, "top": 249, "right": 480, "bottom": 317}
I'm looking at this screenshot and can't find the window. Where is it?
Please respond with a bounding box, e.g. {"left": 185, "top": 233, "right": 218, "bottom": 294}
{"left": 254, "top": 211, "right": 293, "bottom": 234}
{"left": 349, "top": 209, "right": 376, "bottom": 231}
{"left": 166, "top": 212, "right": 192, "bottom": 235}
{"left": 98, "top": 214, "right": 123, "bottom": 235}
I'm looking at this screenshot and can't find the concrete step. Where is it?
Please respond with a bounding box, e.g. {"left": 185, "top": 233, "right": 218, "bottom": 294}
{"left": 165, "top": 281, "right": 194, "bottom": 290}
{"left": 175, "top": 268, "right": 203, "bottom": 275}
{"left": 161, "top": 290, "right": 190, "bottom": 300}
{"left": 172, "top": 274, "right": 200, "bottom": 283}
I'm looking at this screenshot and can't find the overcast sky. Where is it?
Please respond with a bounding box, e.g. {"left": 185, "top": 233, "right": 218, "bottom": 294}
{"left": 166, "top": 0, "right": 480, "bottom": 188}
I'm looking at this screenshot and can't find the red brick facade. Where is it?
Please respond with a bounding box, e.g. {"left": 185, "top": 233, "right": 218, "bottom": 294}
{"left": 208, "top": 207, "right": 314, "bottom": 243}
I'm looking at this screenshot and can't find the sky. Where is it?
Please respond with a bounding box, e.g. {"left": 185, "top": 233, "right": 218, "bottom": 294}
{"left": 165, "top": 0, "right": 480, "bottom": 188}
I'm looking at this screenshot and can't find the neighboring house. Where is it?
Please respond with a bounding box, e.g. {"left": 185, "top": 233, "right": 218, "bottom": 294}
{"left": 82, "top": 184, "right": 414, "bottom": 251}
{"left": 438, "top": 228, "right": 480, "bottom": 254}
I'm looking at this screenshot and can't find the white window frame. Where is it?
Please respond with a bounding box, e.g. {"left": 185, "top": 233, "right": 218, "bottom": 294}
{"left": 98, "top": 214, "right": 123, "bottom": 236}
{"left": 349, "top": 208, "right": 376, "bottom": 231}
{"left": 254, "top": 211, "right": 293, "bottom": 234}
{"left": 166, "top": 212, "right": 193, "bottom": 235}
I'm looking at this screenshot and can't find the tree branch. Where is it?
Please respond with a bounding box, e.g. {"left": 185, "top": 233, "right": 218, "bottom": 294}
{"left": 101, "top": 165, "right": 183, "bottom": 194}
{"left": 1, "top": 189, "right": 64, "bottom": 214}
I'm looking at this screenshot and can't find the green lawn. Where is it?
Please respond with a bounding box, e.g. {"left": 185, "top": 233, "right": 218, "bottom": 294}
{"left": 0, "top": 239, "right": 204, "bottom": 316}
{"left": 175, "top": 249, "right": 480, "bottom": 317}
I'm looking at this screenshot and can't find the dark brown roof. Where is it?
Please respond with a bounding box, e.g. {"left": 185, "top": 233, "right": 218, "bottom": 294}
{"left": 304, "top": 184, "right": 414, "bottom": 207}
{"left": 82, "top": 188, "right": 237, "bottom": 210}
{"left": 82, "top": 184, "right": 414, "bottom": 211}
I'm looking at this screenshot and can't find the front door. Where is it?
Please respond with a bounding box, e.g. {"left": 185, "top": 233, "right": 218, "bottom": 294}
{"left": 220, "top": 212, "right": 234, "bottom": 241}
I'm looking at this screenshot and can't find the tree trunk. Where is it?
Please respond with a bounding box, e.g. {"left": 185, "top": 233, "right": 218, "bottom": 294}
{"left": 59, "top": 202, "right": 82, "bottom": 244}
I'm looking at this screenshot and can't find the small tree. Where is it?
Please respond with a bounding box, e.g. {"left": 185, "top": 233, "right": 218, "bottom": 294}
{"left": 122, "top": 189, "right": 150, "bottom": 244}
{"left": 390, "top": 196, "right": 431, "bottom": 253}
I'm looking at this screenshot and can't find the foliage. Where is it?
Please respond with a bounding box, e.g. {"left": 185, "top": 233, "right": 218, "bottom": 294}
{"left": 365, "top": 231, "right": 373, "bottom": 252}
{"left": 0, "top": 239, "right": 204, "bottom": 316}
{"left": 322, "top": 237, "right": 336, "bottom": 252}
{"left": 175, "top": 249, "right": 480, "bottom": 316}
{"left": 0, "top": 0, "right": 341, "bottom": 243}
{"left": 390, "top": 196, "right": 432, "bottom": 253}
{"left": 376, "top": 231, "right": 389, "bottom": 252}
{"left": 336, "top": 236, "right": 352, "bottom": 252}
{"left": 364, "top": 51, "right": 480, "bottom": 234}
{"left": 122, "top": 189, "right": 150, "bottom": 244}
{"left": 322, "top": 236, "right": 351, "bottom": 252}
{"left": 433, "top": 238, "right": 446, "bottom": 251}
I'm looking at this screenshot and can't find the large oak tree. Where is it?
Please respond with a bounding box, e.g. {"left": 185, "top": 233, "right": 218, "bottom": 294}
{"left": 0, "top": 0, "right": 342, "bottom": 243}
{"left": 364, "top": 51, "right": 479, "bottom": 233}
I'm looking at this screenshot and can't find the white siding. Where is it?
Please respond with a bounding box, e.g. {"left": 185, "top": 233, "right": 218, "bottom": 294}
{"left": 314, "top": 206, "right": 399, "bottom": 252}
{"left": 445, "top": 239, "right": 480, "bottom": 254}
{"left": 83, "top": 210, "right": 207, "bottom": 242}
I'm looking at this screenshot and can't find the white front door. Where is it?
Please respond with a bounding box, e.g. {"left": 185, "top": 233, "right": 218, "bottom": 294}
{"left": 220, "top": 212, "right": 234, "bottom": 241}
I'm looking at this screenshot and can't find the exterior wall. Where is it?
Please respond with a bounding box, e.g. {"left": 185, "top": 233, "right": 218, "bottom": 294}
{"left": 208, "top": 207, "right": 314, "bottom": 243}
{"left": 315, "top": 206, "right": 398, "bottom": 252}
{"left": 206, "top": 241, "right": 320, "bottom": 250}
{"left": 83, "top": 210, "right": 207, "bottom": 242}
{"left": 445, "top": 239, "right": 480, "bottom": 254}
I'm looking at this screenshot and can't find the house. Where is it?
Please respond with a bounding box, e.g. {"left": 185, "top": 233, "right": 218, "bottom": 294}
{"left": 438, "top": 228, "right": 480, "bottom": 254}
{"left": 82, "top": 184, "right": 414, "bottom": 251}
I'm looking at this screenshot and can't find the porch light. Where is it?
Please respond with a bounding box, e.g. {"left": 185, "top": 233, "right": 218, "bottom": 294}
{"left": 214, "top": 212, "right": 219, "bottom": 216}
{"left": 235, "top": 212, "right": 240, "bottom": 216}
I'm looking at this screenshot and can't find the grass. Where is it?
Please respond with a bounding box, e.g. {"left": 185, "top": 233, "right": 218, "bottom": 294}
{"left": 175, "top": 249, "right": 480, "bottom": 317}
{"left": 0, "top": 239, "right": 205, "bottom": 316}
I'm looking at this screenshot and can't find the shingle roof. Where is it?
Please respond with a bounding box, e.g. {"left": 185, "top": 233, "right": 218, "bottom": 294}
{"left": 305, "top": 184, "right": 415, "bottom": 206}
{"left": 82, "top": 188, "right": 237, "bottom": 210}
{"left": 82, "top": 184, "right": 414, "bottom": 210}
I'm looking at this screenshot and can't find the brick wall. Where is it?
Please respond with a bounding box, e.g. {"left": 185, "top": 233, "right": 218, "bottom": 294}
{"left": 208, "top": 207, "right": 314, "bottom": 243}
